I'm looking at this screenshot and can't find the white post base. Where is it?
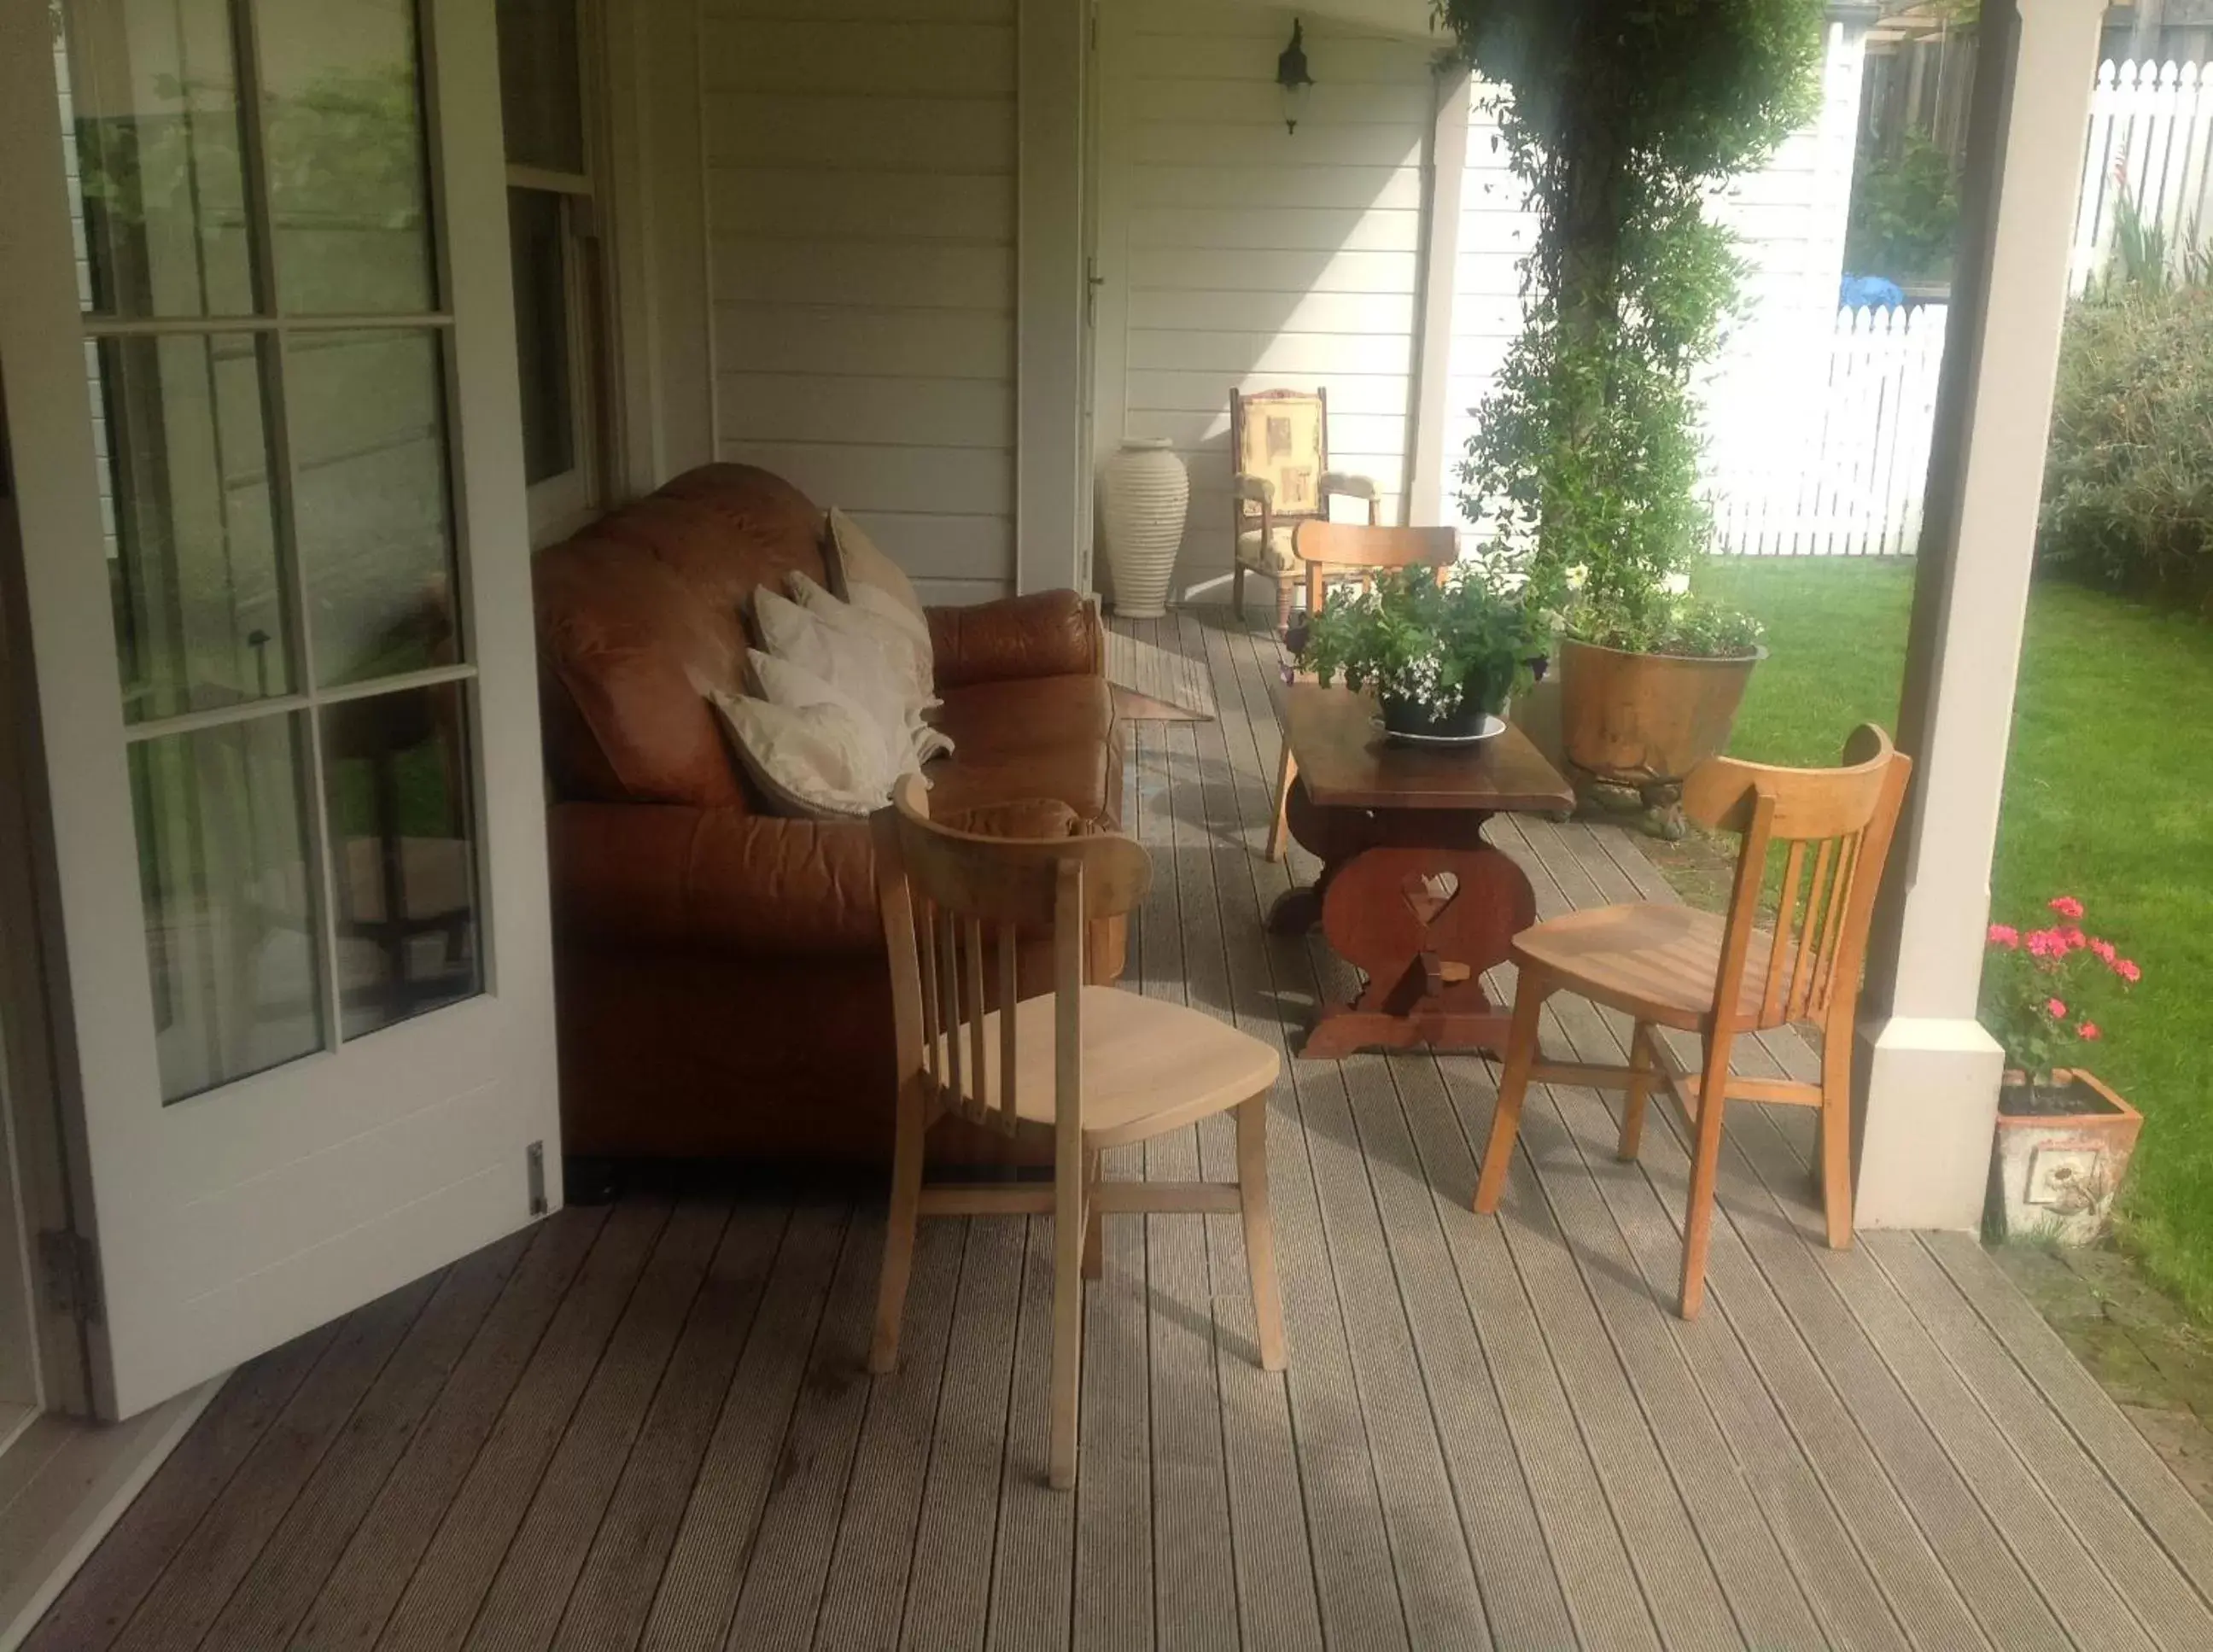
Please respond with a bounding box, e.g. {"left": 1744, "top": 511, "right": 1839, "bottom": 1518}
{"left": 1853, "top": 1014, "right": 2006, "bottom": 1231}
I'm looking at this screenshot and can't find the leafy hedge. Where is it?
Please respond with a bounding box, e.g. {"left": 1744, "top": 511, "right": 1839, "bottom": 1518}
{"left": 2039, "top": 288, "right": 2213, "bottom": 613}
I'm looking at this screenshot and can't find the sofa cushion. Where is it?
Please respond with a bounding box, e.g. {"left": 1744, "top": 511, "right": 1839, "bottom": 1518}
{"left": 535, "top": 464, "right": 832, "bottom": 808}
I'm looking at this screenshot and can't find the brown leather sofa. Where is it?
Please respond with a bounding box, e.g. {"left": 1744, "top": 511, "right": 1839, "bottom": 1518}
{"left": 534, "top": 464, "right": 1122, "bottom": 1168}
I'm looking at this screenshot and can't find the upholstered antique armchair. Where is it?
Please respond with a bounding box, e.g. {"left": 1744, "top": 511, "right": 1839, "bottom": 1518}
{"left": 1229, "top": 387, "right": 1380, "bottom": 633}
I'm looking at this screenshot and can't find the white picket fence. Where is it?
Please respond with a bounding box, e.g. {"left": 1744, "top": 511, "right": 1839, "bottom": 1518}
{"left": 2070, "top": 59, "right": 2213, "bottom": 294}
{"left": 1703, "top": 304, "right": 1948, "bottom": 557}
{"left": 1703, "top": 57, "right": 2213, "bottom": 557}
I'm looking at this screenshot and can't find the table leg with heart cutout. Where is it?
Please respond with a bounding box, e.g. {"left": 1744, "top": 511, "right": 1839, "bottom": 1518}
{"left": 1265, "top": 786, "right": 1540, "bottom": 1059}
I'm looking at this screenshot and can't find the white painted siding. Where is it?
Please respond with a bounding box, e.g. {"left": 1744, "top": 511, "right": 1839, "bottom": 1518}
{"left": 1097, "top": 1, "right": 1434, "bottom": 602}
{"left": 700, "top": 0, "right": 1018, "bottom": 604}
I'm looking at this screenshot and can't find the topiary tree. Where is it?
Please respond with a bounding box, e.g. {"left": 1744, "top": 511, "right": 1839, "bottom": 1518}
{"left": 1442, "top": 0, "right": 1824, "bottom": 654}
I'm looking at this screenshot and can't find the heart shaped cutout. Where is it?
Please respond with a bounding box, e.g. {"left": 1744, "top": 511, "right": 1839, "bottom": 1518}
{"left": 1402, "top": 870, "right": 1459, "bottom": 928}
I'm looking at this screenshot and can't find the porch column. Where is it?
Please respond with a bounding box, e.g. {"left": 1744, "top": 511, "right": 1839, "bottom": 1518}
{"left": 1016, "top": 0, "right": 1087, "bottom": 594}
{"left": 1852, "top": 0, "right": 2107, "bottom": 1230}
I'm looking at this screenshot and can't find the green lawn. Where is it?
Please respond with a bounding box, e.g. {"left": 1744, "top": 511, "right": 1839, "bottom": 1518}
{"left": 1694, "top": 558, "right": 2213, "bottom": 1318}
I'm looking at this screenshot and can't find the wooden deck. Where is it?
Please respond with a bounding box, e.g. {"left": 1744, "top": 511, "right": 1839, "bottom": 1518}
{"left": 34, "top": 610, "right": 2213, "bottom": 1650}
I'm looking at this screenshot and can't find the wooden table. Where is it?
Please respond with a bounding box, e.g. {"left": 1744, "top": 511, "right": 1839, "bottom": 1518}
{"left": 1268, "top": 684, "right": 1575, "bottom": 1060}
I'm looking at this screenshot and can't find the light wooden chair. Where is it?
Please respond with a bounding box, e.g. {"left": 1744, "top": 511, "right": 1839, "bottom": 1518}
{"left": 1264, "top": 522, "right": 1460, "bottom": 863}
{"left": 1229, "top": 387, "right": 1381, "bottom": 635}
{"left": 1473, "top": 725, "right": 1912, "bottom": 1318}
{"left": 868, "top": 774, "right": 1288, "bottom": 1488}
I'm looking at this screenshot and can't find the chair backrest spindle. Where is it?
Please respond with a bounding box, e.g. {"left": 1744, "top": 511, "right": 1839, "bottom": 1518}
{"left": 1683, "top": 724, "right": 1913, "bottom": 1036}
{"left": 873, "top": 776, "right": 1152, "bottom": 1139}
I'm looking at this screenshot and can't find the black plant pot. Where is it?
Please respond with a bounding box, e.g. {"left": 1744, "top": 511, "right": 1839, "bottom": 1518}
{"left": 1379, "top": 694, "right": 1492, "bottom": 741}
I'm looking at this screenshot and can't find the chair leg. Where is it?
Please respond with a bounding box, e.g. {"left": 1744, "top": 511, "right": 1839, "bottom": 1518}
{"left": 1049, "top": 1149, "right": 1085, "bottom": 1490}
{"left": 1819, "top": 1036, "right": 1855, "bottom": 1252}
{"left": 1233, "top": 563, "right": 1247, "bottom": 619}
{"left": 870, "top": 1093, "right": 925, "bottom": 1375}
{"left": 1237, "top": 1094, "right": 1288, "bottom": 1372}
{"left": 1618, "top": 1021, "right": 1655, "bottom": 1161}
{"left": 1677, "top": 1030, "right": 1737, "bottom": 1319}
{"left": 1273, "top": 577, "right": 1295, "bottom": 638}
{"left": 1474, "top": 970, "right": 1550, "bottom": 1214}
{"left": 1082, "top": 1148, "right": 1103, "bottom": 1281}
{"left": 1265, "top": 748, "right": 1298, "bottom": 863}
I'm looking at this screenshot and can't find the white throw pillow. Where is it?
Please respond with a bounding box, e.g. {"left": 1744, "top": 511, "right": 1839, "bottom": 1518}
{"left": 789, "top": 571, "right": 933, "bottom": 706}
{"left": 826, "top": 507, "right": 926, "bottom": 627}
{"left": 754, "top": 586, "right": 915, "bottom": 756}
{"left": 785, "top": 572, "right": 951, "bottom": 761}
{"left": 747, "top": 649, "right": 908, "bottom": 779}
{"left": 709, "top": 690, "right": 896, "bottom": 819}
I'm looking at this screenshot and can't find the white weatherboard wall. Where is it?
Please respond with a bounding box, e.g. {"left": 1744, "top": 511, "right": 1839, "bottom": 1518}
{"left": 700, "top": 0, "right": 1018, "bottom": 604}
{"left": 1095, "top": 2, "right": 1437, "bottom": 603}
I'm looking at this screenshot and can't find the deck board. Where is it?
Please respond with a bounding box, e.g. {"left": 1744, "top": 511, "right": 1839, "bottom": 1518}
{"left": 38, "top": 607, "right": 2213, "bottom": 1650}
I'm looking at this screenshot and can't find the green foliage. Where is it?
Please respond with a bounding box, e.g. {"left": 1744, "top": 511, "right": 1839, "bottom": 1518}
{"left": 1574, "top": 585, "right": 1765, "bottom": 658}
{"left": 1843, "top": 132, "right": 1960, "bottom": 284}
{"left": 1440, "top": 0, "right": 1824, "bottom": 657}
{"left": 2099, "top": 188, "right": 2213, "bottom": 297}
{"left": 1299, "top": 565, "right": 1549, "bottom": 720}
{"left": 2040, "top": 287, "right": 2213, "bottom": 612}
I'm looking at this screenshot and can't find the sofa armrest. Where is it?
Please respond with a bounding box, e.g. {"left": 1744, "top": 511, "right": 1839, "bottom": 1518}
{"left": 927, "top": 590, "right": 1104, "bottom": 690}
{"left": 549, "top": 803, "right": 882, "bottom": 958}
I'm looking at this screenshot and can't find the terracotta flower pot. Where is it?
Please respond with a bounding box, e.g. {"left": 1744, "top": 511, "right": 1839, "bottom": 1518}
{"left": 1986, "top": 1069, "right": 2142, "bottom": 1246}
{"left": 1556, "top": 636, "right": 1765, "bottom": 837}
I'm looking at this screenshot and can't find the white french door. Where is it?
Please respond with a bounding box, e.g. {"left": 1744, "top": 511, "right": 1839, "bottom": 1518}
{"left": 0, "top": 0, "right": 559, "bottom": 1418}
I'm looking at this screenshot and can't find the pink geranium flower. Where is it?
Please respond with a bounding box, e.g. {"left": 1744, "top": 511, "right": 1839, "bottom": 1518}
{"left": 1988, "top": 924, "right": 2019, "bottom": 948}
{"left": 2090, "top": 937, "right": 2117, "bottom": 965}
{"left": 2115, "top": 958, "right": 2142, "bottom": 984}
{"left": 2047, "top": 997, "right": 2068, "bottom": 1019}
{"left": 2078, "top": 1022, "right": 2102, "bottom": 1041}
{"left": 2026, "top": 929, "right": 2066, "bottom": 960}
{"left": 2050, "top": 895, "right": 2086, "bottom": 919}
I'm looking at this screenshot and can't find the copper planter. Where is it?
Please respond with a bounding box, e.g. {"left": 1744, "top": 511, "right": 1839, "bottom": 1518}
{"left": 1556, "top": 637, "right": 1764, "bottom": 837}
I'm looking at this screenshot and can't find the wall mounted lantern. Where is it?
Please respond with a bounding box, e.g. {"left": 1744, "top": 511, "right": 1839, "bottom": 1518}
{"left": 1276, "top": 19, "right": 1312, "bottom": 134}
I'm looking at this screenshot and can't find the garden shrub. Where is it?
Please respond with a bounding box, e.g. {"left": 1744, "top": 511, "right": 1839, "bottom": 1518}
{"left": 2039, "top": 288, "right": 2213, "bottom": 613}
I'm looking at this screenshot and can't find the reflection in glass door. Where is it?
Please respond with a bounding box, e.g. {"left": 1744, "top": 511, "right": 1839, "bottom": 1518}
{"left": 55, "top": 0, "right": 483, "bottom": 1104}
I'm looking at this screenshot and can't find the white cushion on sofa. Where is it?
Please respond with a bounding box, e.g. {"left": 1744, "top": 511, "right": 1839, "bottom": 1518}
{"left": 709, "top": 690, "right": 898, "bottom": 820}
{"left": 756, "top": 586, "right": 951, "bottom": 767}
{"left": 747, "top": 648, "right": 908, "bottom": 778}
{"left": 789, "top": 570, "right": 933, "bottom": 710}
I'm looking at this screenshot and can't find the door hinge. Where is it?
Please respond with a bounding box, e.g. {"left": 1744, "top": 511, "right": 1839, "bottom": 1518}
{"left": 527, "top": 1141, "right": 548, "bottom": 1217}
{"left": 38, "top": 1229, "right": 102, "bottom": 1323}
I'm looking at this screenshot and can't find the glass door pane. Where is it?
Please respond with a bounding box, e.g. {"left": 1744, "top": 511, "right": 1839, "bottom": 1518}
{"left": 57, "top": 0, "right": 259, "bottom": 318}
{"left": 256, "top": 0, "right": 438, "bottom": 313}
{"left": 130, "top": 715, "right": 323, "bottom": 1102}
{"left": 322, "top": 681, "right": 480, "bottom": 1038}
{"left": 92, "top": 333, "right": 293, "bottom": 722}
{"left": 285, "top": 329, "right": 460, "bottom": 686}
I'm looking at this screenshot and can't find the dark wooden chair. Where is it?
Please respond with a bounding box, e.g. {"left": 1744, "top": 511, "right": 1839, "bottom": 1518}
{"left": 1474, "top": 726, "right": 1913, "bottom": 1317}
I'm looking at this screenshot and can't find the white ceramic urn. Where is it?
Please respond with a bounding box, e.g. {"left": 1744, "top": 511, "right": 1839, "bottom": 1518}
{"left": 1099, "top": 438, "right": 1188, "bottom": 620}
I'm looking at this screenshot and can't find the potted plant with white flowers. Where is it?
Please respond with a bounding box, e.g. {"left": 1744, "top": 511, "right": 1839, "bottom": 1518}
{"left": 1299, "top": 563, "right": 1550, "bottom": 744}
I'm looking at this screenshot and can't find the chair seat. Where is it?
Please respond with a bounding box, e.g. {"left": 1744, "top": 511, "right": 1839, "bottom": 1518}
{"left": 935, "top": 986, "right": 1279, "bottom": 1150}
{"left": 1513, "top": 902, "right": 1776, "bottom": 1032}
{"left": 1235, "top": 525, "right": 1301, "bottom": 575}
